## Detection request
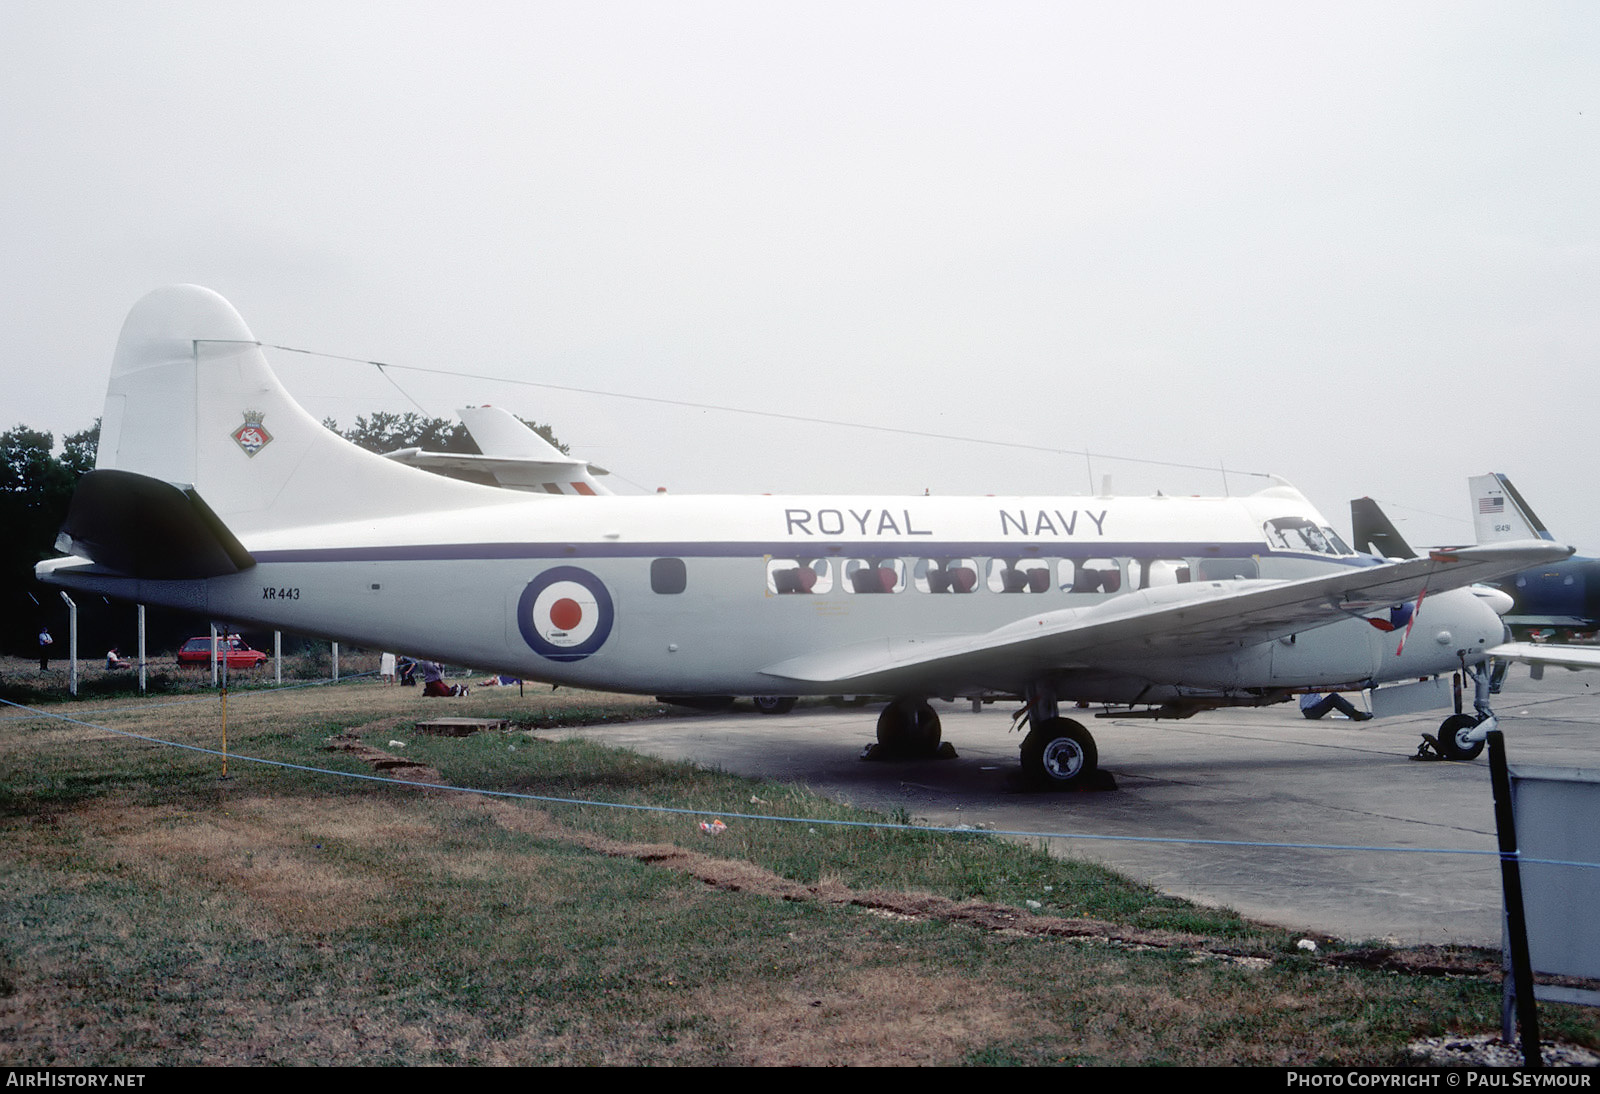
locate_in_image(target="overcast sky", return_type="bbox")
[4,2,1596,550]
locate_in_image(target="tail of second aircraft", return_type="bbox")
[92,285,509,539]
[1469,473,1554,545]
[1349,497,1417,560]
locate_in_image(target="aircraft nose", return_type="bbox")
[1469,584,1516,617]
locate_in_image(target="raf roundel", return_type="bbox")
[517,567,614,662]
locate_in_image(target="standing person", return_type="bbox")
[380,651,397,685]
[38,626,53,671]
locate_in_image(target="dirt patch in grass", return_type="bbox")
[707,967,1040,1066]
[324,725,445,786]
[102,796,437,932]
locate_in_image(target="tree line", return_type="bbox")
[3,412,565,660]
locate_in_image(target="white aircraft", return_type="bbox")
[382,405,613,496]
[1488,642,1600,676]
[38,287,1573,787]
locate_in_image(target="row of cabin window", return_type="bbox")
[764,556,1260,596]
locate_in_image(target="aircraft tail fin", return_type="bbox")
[1350,497,1416,560]
[458,406,567,460]
[94,286,509,537]
[1469,473,1554,545]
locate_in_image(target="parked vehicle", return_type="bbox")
[175,635,268,669]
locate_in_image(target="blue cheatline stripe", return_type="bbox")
[5,694,1597,871]
[251,539,1285,564]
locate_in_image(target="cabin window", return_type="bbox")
[1131,558,1191,589]
[842,558,905,594]
[1069,558,1122,594]
[986,558,1052,593]
[1196,557,1258,580]
[651,558,687,594]
[766,558,833,595]
[914,558,978,593]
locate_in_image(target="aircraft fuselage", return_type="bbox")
[41,490,1504,704]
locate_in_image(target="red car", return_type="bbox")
[176,636,269,669]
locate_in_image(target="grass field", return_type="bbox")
[3,670,1597,1065]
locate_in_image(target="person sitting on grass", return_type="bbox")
[419,660,467,697]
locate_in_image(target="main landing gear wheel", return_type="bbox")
[1434,712,1486,761]
[753,695,797,715]
[1021,717,1099,790]
[872,697,942,757]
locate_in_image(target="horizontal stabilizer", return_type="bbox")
[382,448,609,495]
[382,405,613,495]
[56,469,255,578]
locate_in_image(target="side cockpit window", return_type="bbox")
[1264,517,1352,557]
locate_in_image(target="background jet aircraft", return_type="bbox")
[1468,473,1600,638]
[38,287,1570,787]
[1349,496,1417,561]
[1355,478,1600,639]
[382,405,612,495]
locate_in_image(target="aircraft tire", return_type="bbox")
[1435,713,1486,761]
[754,695,797,715]
[875,698,941,754]
[1021,717,1098,789]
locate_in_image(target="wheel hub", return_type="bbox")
[1042,738,1084,779]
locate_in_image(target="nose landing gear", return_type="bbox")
[1416,659,1496,762]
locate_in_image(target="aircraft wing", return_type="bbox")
[1488,641,1600,672]
[761,541,1572,688]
